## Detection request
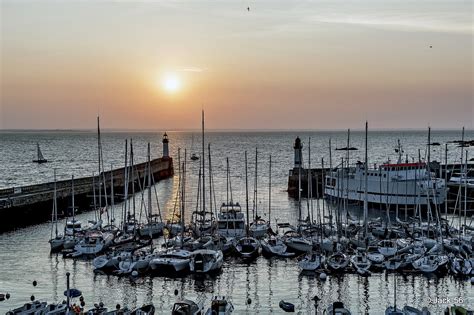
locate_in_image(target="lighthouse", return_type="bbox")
[294,136,303,168]
[162,132,169,158]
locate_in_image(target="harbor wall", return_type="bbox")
[0,157,174,232]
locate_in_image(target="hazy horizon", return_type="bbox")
[1,1,473,130]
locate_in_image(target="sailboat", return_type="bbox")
[33,143,48,163]
[190,134,199,161]
[235,151,260,260]
[138,143,164,238]
[49,170,64,252]
[249,149,269,239]
[217,158,246,238]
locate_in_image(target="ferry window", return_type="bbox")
[383,174,386,178]
[236,222,244,229]
[218,222,226,229]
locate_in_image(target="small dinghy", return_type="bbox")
[323,302,351,314]
[402,305,431,314]
[351,252,372,275]
[327,252,350,272]
[6,301,48,315]
[385,306,404,315]
[279,300,295,312]
[450,256,473,275]
[205,296,234,315]
[131,304,155,315]
[172,299,204,315]
[299,252,325,271]
[235,237,260,260]
[261,236,294,257]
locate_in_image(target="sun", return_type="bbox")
[162,74,181,93]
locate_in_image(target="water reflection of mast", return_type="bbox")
[267,260,273,313]
[49,254,59,301]
[245,265,250,312]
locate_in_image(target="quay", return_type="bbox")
[0,134,174,232]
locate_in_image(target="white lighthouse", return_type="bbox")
[162,132,169,158]
[294,136,303,168]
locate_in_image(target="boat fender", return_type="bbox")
[6,293,10,300]
[30,295,35,301]
[33,280,37,287]
[247,298,252,305]
[471,277,474,285]
[131,271,139,277]
[320,272,327,281]
[174,289,179,296]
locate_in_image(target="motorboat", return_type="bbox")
[261,236,294,257]
[149,249,191,273]
[299,252,325,271]
[189,249,224,273]
[172,299,203,315]
[205,296,234,315]
[323,302,351,314]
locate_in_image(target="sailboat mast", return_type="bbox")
[123,139,128,230]
[245,151,249,237]
[202,110,206,215]
[182,149,186,247]
[269,155,271,226]
[147,143,152,224]
[72,175,75,235]
[226,158,229,206]
[208,143,213,218]
[364,121,368,238]
[54,169,58,237]
[97,117,102,210]
[254,148,258,221]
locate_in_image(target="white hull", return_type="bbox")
[325,162,446,206]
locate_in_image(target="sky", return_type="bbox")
[0,0,473,130]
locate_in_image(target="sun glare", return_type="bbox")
[162,74,181,93]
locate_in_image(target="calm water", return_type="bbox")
[0,130,473,313]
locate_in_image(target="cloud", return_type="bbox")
[179,67,205,73]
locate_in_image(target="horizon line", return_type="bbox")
[0,127,472,133]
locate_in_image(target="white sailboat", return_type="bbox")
[235,151,260,260]
[249,149,269,239]
[149,249,191,273]
[49,170,64,252]
[138,143,164,238]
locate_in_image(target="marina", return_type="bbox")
[0,127,473,314]
[2,1,473,313]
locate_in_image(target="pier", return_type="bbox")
[0,134,175,233]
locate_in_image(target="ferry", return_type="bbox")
[325,161,446,206]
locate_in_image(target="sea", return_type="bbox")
[0,129,473,314]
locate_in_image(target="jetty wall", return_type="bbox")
[0,157,174,232]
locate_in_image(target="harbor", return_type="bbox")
[0,127,473,314]
[2,0,473,312]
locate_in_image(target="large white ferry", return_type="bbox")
[324,161,447,206]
